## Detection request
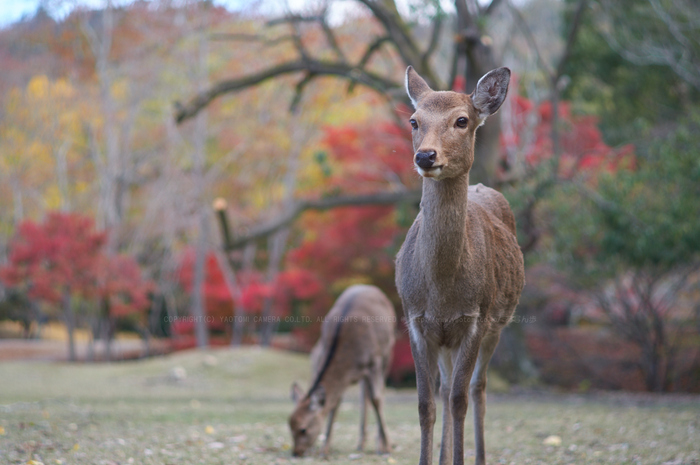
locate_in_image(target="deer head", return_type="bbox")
[288,382,326,456]
[405,66,510,180]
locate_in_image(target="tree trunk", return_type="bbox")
[259,228,290,347]
[101,297,114,362]
[463,23,501,187]
[63,288,77,362]
[189,14,210,350]
[191,210,210,348]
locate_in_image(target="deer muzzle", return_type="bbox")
[415,150,437,170]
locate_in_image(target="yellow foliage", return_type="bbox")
[27,75,49,100]
[111,79,129,101]
[27,140,51,161]
[53,78,76,100]
[44,185,63,210]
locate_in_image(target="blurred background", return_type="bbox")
[0,0,699,395]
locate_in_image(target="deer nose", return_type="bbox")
[415,151,437,169]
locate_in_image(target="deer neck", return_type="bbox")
[418,171,471,277]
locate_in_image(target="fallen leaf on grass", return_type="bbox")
[205,425,215,435]
[543,435,562,446]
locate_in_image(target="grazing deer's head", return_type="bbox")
[405,66,510,180]
[288,382,326,456]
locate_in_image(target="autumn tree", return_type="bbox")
[0,212,152,361]
[547,112,700,391]
[0,213,105,360]
[175,0,535,186]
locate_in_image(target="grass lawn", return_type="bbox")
[0,347,698,464]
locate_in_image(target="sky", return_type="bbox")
[0,0,48,26]
[0,0,253,27]
[0,0,494,29]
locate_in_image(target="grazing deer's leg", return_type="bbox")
[470,331,500,465]
[409,326,439,465]
[438,349,454,465]
[367,358,391,454]
[357,378,369,451]
[451,332,483,465]
[322,403,339,457]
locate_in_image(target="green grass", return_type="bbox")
[0,347,698,464]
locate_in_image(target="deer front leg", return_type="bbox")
[470,331,500,465]
[321,403,339,457]
[408,323,439,465]
[451,334,482,465]
[438,349,454,465]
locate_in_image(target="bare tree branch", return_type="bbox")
[215,189,421,250]
[348,36,392,94]
[485,0,505,16]
[356,0,422,69]
[319,12,347,62]
[422,10,443,65]
[267,14,323,27]
[507,1,555,78]
[175,60,401,123]
[556,0,589,78]
[290,72,316,113]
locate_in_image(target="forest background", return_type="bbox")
[0,0,699,393]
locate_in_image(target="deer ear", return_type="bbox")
[406,66,432,109]
[472,67,511,122]
[309,385,326,410]
[291,381,304,403]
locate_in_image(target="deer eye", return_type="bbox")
[456,117,468,128]
[409,119,418,130]
[299,428,307,435]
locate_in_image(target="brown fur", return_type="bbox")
[396,67,525,465]
[288,284,395,457]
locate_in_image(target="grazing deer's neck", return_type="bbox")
[419,172,471,276]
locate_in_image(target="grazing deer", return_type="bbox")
[289,284,395,457]
[395,66,525,465]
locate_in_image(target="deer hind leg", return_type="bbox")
[357,377,369,451]
[470,331,501,465]
[451,332,483,465]
[438,348,454,465]
[408,325,439,465]
[367,357,391,454]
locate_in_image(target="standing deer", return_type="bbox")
[288,284,395,457]
[395,66,525,465]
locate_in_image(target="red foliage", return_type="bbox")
[502,92,635,179]
[177,251,322,321]
[289,120,414,288]
[96,254,154,317]
[280,119,416,350]
[287,206,399,286]
[1,212,106,303]
[320,120,415,194]
[0,212,151,318]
